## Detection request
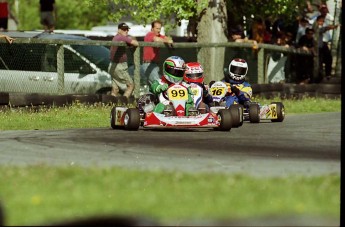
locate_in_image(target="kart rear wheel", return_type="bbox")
[229,104,243,128]
[217,109,232,131]
[249,103,260,123]
[124,108,140,130]
[271,102,285,122]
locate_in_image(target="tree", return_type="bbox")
[197,0,229,82]
[84,0,308,81]
[11,0,311,81]
[86,0,228,81]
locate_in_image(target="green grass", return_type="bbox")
[0,166,340,226]
[0,97,341,225]
[0,97,341,130]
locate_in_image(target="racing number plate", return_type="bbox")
[210,82,227,98]
[268,103,278,119]
[168,86,188,101]
[262,104,278,119]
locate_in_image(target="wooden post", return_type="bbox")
[133,46,140,98]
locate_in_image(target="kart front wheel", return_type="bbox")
[217,109,232,131]
[124,108,140,130]
[249,103,260,123]
[271,102,285,122]
[229,104,243,128]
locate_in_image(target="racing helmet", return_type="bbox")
[163,56,186,83]
[183,62,204,83]
[227,58,248,83]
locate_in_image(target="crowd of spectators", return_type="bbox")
[228,1,340,84]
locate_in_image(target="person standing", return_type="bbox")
[108,22,139,98]
[39,0,56,32]
[313,14,338,82]
[296,27,316,84]
[141,20,173,87]
[0,0,18,31]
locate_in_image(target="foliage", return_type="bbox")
[85,0,208,32]
[225,0,307,29]
[9,0,308,34]
[10,0,110,30]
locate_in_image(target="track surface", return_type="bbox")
[0,112,340,177]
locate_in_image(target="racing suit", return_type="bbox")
[150,77,195,116]
[183,81,213,113]
[221,79,252,108]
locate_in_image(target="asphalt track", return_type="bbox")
[0,112,340,177]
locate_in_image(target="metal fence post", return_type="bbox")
[257,48,265,84]
[57,44,64,95]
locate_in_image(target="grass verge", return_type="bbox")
[0,97,341,130]
[0,97,341,225]
[0,166,340,226]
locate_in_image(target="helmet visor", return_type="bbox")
[165,65,185,78]
[186,72,203,79]
[230,65,247,76]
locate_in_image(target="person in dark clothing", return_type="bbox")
[39,0,56,32]
[0,0,18,31]
[296,27,316,84]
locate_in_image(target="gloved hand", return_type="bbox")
[231,85,240,95]
[209,81,216,87]
[201,83,209,97]
[156,83,169,93]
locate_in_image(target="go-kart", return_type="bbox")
[110,83,238,131]
[209,81,285,124]
[188,81,244,128]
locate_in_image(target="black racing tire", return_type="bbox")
[124,108,140,130]
[271,102,285,122]
[217,109,232,131]
[229,104,244,128]
[249,103,260,123]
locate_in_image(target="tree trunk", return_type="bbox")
[197,0,228,83]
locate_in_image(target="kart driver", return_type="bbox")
[150,56,195,115]
[183,62,213,113]
[218,58,253,107]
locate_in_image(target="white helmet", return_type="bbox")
[228,58,248,82]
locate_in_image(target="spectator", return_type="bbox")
[272,16,286,41]
[229,24,258,48]
[250,17,271,44]
[127,35,138,79]
[305,0,322,24]
[318,4,335,46]
[266,33,290,83]
[313,14,339,82]
[140,20,173,86]
[187,15,198,42]
[39,0,56,32]
[0,33,14,43]
[187,2,199,42]
[295,17,311,44]
[108,23,139,98]
[0,0,18,31]
[296,27,316,84]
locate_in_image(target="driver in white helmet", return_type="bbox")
[221,58,253,107]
